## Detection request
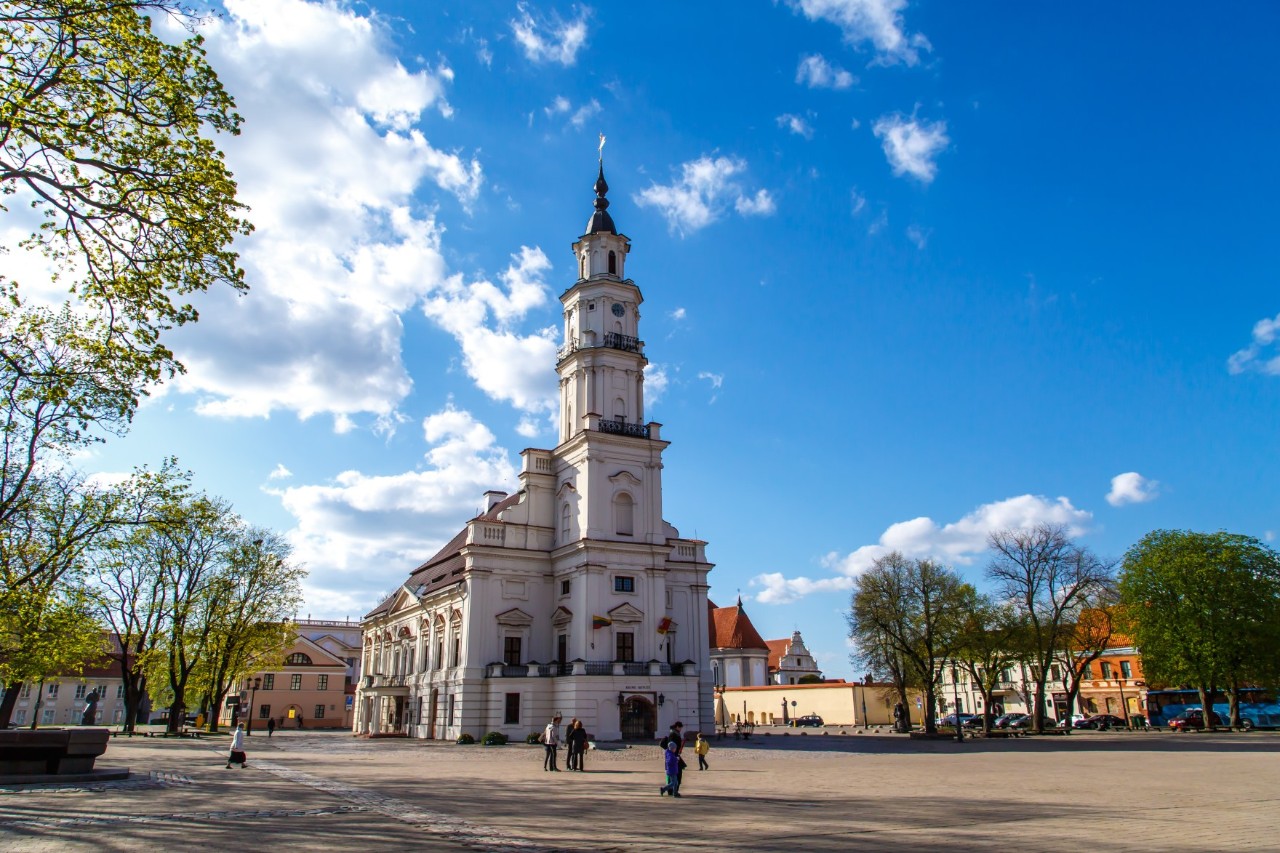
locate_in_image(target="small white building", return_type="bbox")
[708,599,771,688]
[766,631,823,685]
[356,163,715,742]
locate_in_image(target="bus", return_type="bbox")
[1144,688,1280,730]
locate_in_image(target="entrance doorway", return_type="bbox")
[428,688,438,740]
[620,696,656,740]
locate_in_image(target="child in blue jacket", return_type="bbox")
[659,741,682,797]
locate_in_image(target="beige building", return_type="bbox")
[6,660,125,728]
[720,681,909,727]
[237,635,350,730]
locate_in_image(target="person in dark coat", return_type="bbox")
[659,741,681,797]
[666,721,686,786]
[267,717,276,737]
[567,720,588,771]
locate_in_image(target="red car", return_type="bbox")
[1169,709,1224,731]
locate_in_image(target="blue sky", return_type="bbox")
[49,1,1280,679]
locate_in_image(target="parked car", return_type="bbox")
[961,715,988,730]
[1169,709,1224,731]
[1074,714,1128,730]
[792,715,824,727]
[1009,715,1056,730]
[993,712,1028,729]
[936,713,978,729]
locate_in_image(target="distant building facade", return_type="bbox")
[235,634,351,730]
[766,630,822,685]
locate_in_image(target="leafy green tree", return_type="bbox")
[954,596,1030,733]
[849,552,977,735]
[1,0,250,372]
[987,524,1115,732]
[1119,530,1280,729]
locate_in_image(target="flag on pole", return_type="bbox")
[656,617,673,634]
[592,615,612,629]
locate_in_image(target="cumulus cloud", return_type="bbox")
[1106,472,1159,507]
[670,307,687,321]
[796,54,856,89]
[274,405,518,616]
[635,156,774,236]
[420,247,560,414]
[148,0,484,429]
[751,494,1092,604]
[905,224,930,249]
[777,113,815,140]
[511,2,589,66]
[644,364,670,406]
[1227,312,1280,376]
[872,112,950,183]
[269,464,293,481]
[788,0,931,66]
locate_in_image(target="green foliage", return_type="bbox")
[455,733,475,745]
[0,0,251,373]
[1119,530,1280,698]
[0,581,105,688]
[525,732,541,744]
[481,731,508,746]
[797,674,823,684]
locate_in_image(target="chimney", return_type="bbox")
[483,490,509,512]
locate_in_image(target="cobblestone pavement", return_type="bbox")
[2,729,1279,851]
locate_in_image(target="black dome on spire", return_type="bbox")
[586,162,617,235]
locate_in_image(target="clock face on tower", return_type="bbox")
[611,302,625,317]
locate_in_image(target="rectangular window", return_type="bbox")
[1100,662,1113,679]
[504,636,522,667]
[614,576,635,593]
[263,674,275,690]
[290,674,302,691]
[435,641,444,670]
[1120,661,1132,679]
[318,675,329,691]
[48,683,58,697]
[259,704,270,719]
[448,693,456,725]
[504,692,520,725]
[41,709,55,725]
[616,632,635,662]
[452,636,461,668]
[1049,664,1061,681]
[14,710,26,725]
[561,579,571,596]
[75,684,86,699]
[314,704,325,719]
[1082,663,1093,680]
[558,634,568,664]
[112,709,124,723]
[19,684,31,699]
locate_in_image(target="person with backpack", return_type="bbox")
[541,714,562,771]
[694,731,710,770]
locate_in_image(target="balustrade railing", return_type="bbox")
[596,419,650,439]
[556,333,645,363]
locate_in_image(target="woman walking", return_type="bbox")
[226,723,247,769]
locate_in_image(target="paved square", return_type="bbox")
[2,729,1278,851]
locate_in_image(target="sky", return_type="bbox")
[19,0,1280,680]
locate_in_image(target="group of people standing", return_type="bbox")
[540,714,589,771]
[659,721,711,798]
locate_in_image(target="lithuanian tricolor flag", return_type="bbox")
[592,615,612,629]
[656,617,673,634]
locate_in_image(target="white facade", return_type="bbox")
[356,164,715,742]
[769,631,823,685]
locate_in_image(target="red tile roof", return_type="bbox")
[708,601,769,651]
[765,638,789,671]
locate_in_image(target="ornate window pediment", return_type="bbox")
[496,608,534,627]
[551,606,573,628]
[556,481,578,499]
[608,470,642,486]
[607,602,644,623]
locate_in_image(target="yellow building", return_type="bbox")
[720,681,917,727]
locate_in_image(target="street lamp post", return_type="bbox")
[951,662,964,744]
[1117,676,1128,729]
[247,677,261,736]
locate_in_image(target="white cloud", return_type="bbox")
[1228,312,1280,376]
[545,95,571,117]
[150,1,485,427]
[850,188,867,216]
[670,307,687,321]
[511,3,589,66]
[796,54,856,89]
[872,112,950,183]
[777,113,815,140]
[905,224,930,249]
[751,494,1092,604]
[635,156,773,236]
[644,364,670,406]
[1106,472,1159,507]
[788,0,931,66]
[570,99,602,128]
[850,117,861,130]
[274,404,518,616]
[269,463,293,480]
[1267,530,1275,543]
[698,371,723,404]
[420,246,559,414]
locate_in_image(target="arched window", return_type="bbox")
[608,250,617,275]
[614,492,634,536]
[580,252,587,278]
[560,503,571,542]
[286,653,312,665]
[613,396,626,424]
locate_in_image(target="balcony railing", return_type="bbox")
[484,660,690,677]
[596,419,650,439]
[556,334,646,363]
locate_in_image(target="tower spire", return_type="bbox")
[587,135,616,235]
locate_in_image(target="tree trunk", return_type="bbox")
[922,683,937,734]
[0,682,20,728]
[1197,686,1213,731]
[1229,679,1241,729]
[29,679,44,730]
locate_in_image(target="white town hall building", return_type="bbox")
[355,162,716,741]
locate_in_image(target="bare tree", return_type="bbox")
[954,596,1030,733]
[986,524,1116,733]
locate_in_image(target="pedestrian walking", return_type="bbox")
[266,717,275,737]
[226,723,247,769]
[665,721,687,787]
[659,740,682,797]
[564,717,580,770]
[694,731,710,770]
[541,714,562,771]
[568,719,588,771]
